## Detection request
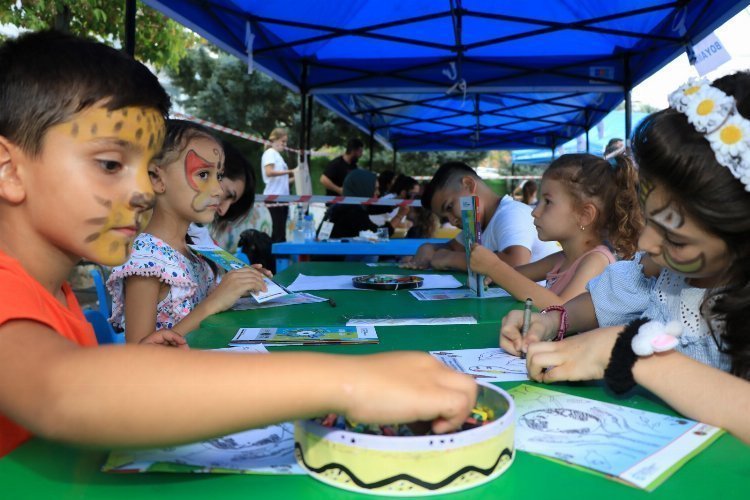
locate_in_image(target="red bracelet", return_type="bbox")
[540,305,568,341]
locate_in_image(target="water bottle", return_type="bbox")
[293,210,305,243]
[304,214,316,242]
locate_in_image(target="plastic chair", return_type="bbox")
[84,267,124,344]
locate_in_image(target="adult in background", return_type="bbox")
[320,138,364,195]
[261,128,295,242]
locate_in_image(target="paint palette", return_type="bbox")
[352,274,424,290]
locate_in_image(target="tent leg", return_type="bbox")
[125,0,136,57]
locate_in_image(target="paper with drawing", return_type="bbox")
[430,348,529,382]
[287,273,462,291]
[410,288,510,301]
[102,423,303,475]
[509,384,723,490]
[231,325,378,345]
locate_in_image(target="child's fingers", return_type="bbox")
[526,345,563,382]
[427,386,476,434]
[520,321,547,355]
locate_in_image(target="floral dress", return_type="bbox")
[107,233,216,331]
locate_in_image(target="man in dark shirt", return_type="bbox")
[320,138,364,195]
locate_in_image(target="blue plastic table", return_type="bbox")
[272,238,448,271]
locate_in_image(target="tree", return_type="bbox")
[0,0,195,69]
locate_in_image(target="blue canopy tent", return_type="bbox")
[512,110,650,164]
[140,1,749,154]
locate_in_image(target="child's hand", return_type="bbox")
[400,245,434,269]
[469,244,499,276]
[526,328,620,383]
[250,263,273,278]
[140,330,189,349]
[500,310,558,355]
[205,267,269,313]
[339,352,477,434]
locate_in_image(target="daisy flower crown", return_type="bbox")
[668,79,750,192]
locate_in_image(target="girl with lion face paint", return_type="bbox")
[107,120,272,344]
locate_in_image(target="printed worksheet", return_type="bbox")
[230,325,378,345]
[287,273,462,291]
[102,423,304,475]
[189,245,289,303]
[346,316,477,326]
[509,385,723,490]
[410,288,510,301]
[210,345,269,354]
[430,348,529,382]
[232,292,328,310]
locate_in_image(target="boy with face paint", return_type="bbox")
[0,32,476,458]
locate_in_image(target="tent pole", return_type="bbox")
[584,108,590,153]
[368,125,375,170]
[624,54,633,147]
[305,94,313,161]
[125,0,136,57]
[299,62,308,172]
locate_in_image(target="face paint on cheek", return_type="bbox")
[82,196,139,266]
[184,149,217,211]
[663,249,706,274]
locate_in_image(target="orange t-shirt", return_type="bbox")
[0,250,97,457]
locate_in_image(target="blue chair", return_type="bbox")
[234,249,250,265]
[83,267,124,344]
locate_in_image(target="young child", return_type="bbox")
[106,120,270,344]
[513,73,750,443]
[469,153,643,309]
[0,31,476,458]
[404,162,559,270]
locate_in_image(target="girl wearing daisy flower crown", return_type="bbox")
[520,72,750,444]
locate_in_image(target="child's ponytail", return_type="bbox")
[606,154,643,259]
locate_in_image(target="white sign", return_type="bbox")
[693,32,731,76]
[318,221,334,241]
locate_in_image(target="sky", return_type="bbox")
[632,7,750,107]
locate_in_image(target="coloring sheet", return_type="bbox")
[346,316,477,326]
[430,348,529,382]
[410,288,510,301]
[102,423,304,475]
[287,273,462,291]
[509,384,723,490]
[210,345,269,354]
[188,245,289,303]
[231,325,378,345]
[232,292,327,310]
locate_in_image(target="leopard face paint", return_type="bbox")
[62,106,165,265]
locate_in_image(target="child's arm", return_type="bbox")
[0,321,477,448]
[499,292,599,355]
[123,275,163,343]
[525,327,750,444]
[171,267,270,336]
[470,245,611,309]
[401,239,464,269]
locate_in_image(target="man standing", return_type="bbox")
[320,138,364,195]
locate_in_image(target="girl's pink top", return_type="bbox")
[545,245,615,295]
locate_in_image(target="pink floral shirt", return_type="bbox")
[107,233,216,331]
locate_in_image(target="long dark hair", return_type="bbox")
[632,71,750,379]
[543,153,643,259]
[214,141,256,228]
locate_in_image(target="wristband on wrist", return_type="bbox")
[603,318,649,394]
[540,305,568,341]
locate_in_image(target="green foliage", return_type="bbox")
[0,0,195,69]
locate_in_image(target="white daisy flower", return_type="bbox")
[707,114,750,179]
[668,79,706,112]
[683,86,734,133]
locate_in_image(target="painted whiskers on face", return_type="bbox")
[63,105,165,266]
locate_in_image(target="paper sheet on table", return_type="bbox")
[287,273,462,291]
[232,292,327,310]
[347,316,477,326]
[430,348,529,382]
[210,345,269,354]
[230,325,378,345]
[102,422,304,475]
[509,385,723,491]
[411,288,510,301]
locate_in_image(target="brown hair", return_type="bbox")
[543,153,643,259]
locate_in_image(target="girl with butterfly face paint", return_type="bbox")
[107,120,272,344]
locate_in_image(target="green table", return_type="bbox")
[2,263,747,499]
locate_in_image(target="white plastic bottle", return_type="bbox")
[304,214,316,242]
[292,209,305,243]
